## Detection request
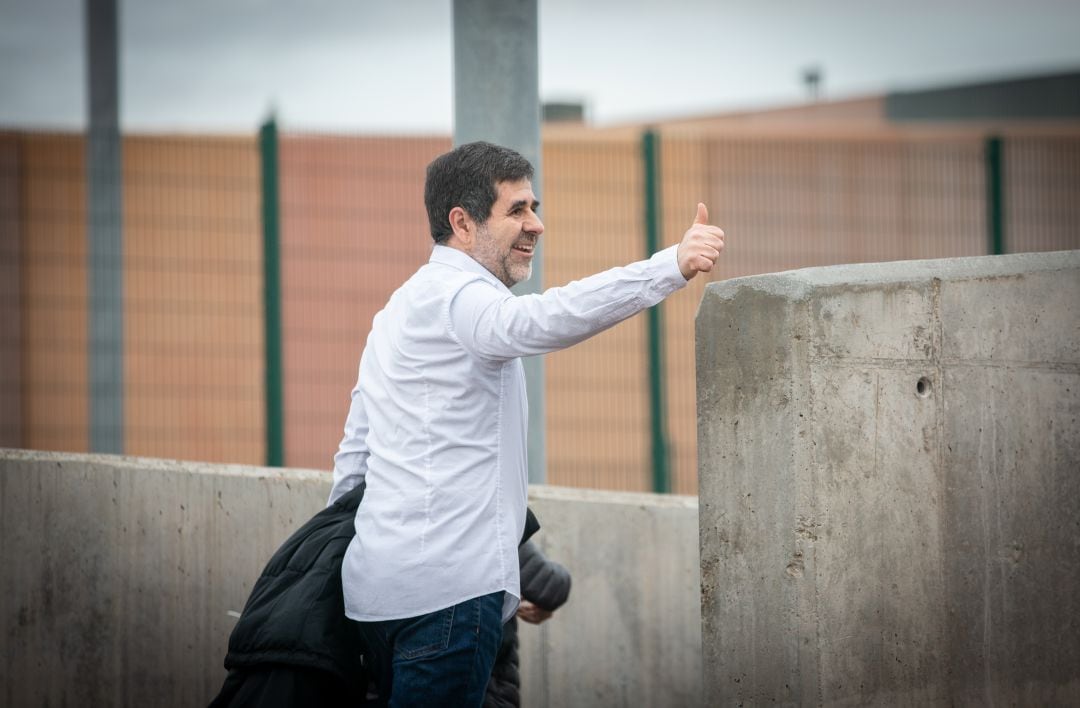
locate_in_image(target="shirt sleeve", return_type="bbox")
[447,245,687,362]
[328,374,371,506]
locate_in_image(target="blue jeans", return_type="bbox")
[355,591,504,707]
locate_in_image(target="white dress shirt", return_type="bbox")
[329,243,687,623]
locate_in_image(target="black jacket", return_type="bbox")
[210,485,543,708]
[209,484,369,707]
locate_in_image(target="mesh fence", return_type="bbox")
[2,127,1078,493]
[278,134,449,471]
[657,129,992,493]
[1,131,263,462]
[4,133,90,453]
[542,136,652,490]
[1006,135,1080,254]
[124,136,263,463]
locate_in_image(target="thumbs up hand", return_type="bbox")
[677,202,725,280]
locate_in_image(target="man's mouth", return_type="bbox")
[512,242,535,256]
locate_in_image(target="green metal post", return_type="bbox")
[986,136,1005,255]
[260,117,284,467]
[643,129,670,493]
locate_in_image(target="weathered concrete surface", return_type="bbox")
[696,250,1080,706]
[0,450,328,707]
[521,486,701,708]
[0,449,701,707]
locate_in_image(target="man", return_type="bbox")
[327,141,724,706]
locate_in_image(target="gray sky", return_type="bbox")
[3,0,1080,133]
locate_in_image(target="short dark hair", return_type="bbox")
[424,141,534,244]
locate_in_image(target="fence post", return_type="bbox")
[643,129,670,493]
[86,0,124,454]
[453,0,545,484]
[986,135,1005,255]
[260,116,284,467]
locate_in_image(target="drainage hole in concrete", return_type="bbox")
[916,377,932,398]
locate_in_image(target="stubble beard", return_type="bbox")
[506,255,532,288]
[475,225,532,288]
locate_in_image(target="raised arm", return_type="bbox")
[448,245,682,360]
[449,204,725,362]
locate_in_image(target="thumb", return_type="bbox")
[694,202,708,225]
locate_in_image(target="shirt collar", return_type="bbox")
[430,244,511,293]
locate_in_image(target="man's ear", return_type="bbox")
[449,206,474,248]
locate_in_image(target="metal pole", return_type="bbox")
[643,130,670,493]
[0,142,23,448]
[86,0,124,453]
[452,0,545,484]
[260,117,284,467]
[986,136,1005,255]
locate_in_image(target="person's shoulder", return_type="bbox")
[427,246,509,295]
[413,262,488,291]
[392,264,499,319]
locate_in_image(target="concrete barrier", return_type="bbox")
[0,449,700,707]
[696,250,1080,705]
[519,486,701,708]
[0,451,328,707]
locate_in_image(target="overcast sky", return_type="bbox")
[3,0,1080,134]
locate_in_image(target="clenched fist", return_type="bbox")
[677,203,725,281]
[516,599,554,625]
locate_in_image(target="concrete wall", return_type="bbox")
[696,250,1080,705]
[0,449,701,707]
[0,450,326,707]
[519,486,701,707]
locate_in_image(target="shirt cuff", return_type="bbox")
[649,244,689,298]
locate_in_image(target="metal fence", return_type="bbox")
[0,132,264,462]
[2,125,1078,494]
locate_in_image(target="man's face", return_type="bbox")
[472,179,543,288]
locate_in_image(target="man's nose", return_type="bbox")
[526,212,544,235]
